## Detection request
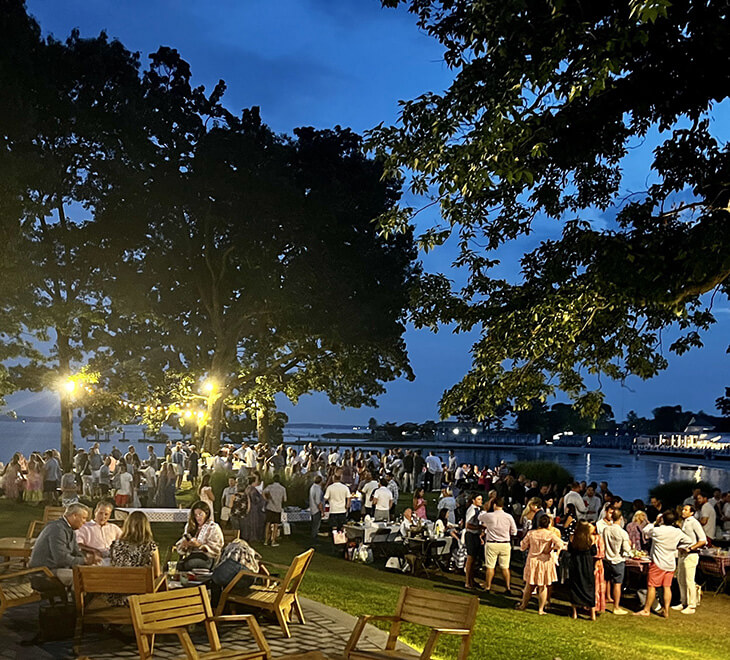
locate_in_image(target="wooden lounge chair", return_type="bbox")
[0,566,58,619]
[343,586,478,660]
[214,548,314,638]
[129,585,271,660]
[73,565,166,652]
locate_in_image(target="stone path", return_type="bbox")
[0,597,414,659]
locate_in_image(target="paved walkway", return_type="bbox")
[0,597,414,659]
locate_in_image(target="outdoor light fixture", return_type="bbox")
[471,428,478,435]
[203,380,216,393]
[63,379,76,394]
[453,428,460,435]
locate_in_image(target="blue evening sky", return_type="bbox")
[13,0,730,426]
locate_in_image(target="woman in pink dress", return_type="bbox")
[23,454,44,503]
[593,526,606,613]
[412,488,427,520]
[516,514,564,614]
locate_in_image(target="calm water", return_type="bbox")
[2,420,730,501]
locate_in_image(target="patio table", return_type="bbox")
[0,537,33,561]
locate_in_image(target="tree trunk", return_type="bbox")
[204,394,225,455]
[57,331,74,472]
[256,405,270,446]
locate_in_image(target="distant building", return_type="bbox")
[434,421,540,445]
[635,415,730,451]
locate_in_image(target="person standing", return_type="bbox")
[412,450,426,491]
[601,509,632,614]
[372,478,394,522]
[479,497,517,594]
[673,503,707,615]
[42,450,62,504]
[567,521,598,620]
[263,474,287,547]
[563,482,590,521]
[425,451,441,492]
[695,492,716,540]
[516,514,563,614]
[463,493,484,589]
[402,450,414,492]
[324,470,352,539]
[583,485,602,523]
[634,510,693,618]
[309,475,324,542]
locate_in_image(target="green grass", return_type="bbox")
[3,498,729,660]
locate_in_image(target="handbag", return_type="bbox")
[332,529,347,545]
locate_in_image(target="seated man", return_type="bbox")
[399,508,415,539]
[75,500,122,563]
[29,502,92,587]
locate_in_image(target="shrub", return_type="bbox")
[512,460,573,487]
[648,480,717,510]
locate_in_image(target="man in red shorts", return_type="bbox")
[634,509,692,618]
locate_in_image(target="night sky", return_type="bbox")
[13,0,730,426]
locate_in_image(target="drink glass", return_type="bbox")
[167,561,177,576]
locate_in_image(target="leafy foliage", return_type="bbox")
[648,479,717,509]
[375,0,730,420]
[511,460,573,487]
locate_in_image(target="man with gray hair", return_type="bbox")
[29,503,92,587]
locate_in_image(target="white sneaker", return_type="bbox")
[670,604,684,611]
[681,607,696,615]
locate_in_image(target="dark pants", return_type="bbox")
[311,511,322,541]
[329,512,346,531]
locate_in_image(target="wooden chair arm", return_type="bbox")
[0,566,54,581]
[431,627,471,635]
[420,629,442,659]
[153,574,168,592]
[211,614,259,623]
[344,615,401,655]
[220,568,281,598]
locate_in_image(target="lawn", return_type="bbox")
[2,499,728,660]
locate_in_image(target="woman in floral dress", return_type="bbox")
[516,514,564,614]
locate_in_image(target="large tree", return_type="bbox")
[88,49,419,452]
[0,1,145,467]
[375,0,730,420]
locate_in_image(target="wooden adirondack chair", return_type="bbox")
[214,548,314,638]
[343,586,479,660]
[222,528,241,545]
[0,566,58,619]
[129,585,271,660]
[73,565,166,652]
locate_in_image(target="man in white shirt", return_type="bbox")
[309,475,324,542]
[673,503,707,614]
[601,509,632,614]
[478,497,517,593]
[324,470,351,534]
[425,451,442,492]
[563,483,590,520]
[635,510,693,618]
[695,492,716,539]
[75,500,122,563]
[372,479,394,522]
[115,469,134,507]
[360,473,379,518]
[399,508,415,539]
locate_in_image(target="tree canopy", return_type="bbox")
[375,0,730,420]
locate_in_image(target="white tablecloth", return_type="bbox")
[345,523,400,544]
[116,507,190,523]
[281,510,312,524]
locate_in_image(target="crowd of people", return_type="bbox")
[5,441,730,621]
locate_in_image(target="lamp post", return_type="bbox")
[59,378,76,471]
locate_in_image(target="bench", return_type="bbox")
[343,586,478,660]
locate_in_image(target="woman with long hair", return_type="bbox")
[568,521,598,620]
[516,514,563,614]
[413,487,427,520]
[175,500,224,570]
[104,511,160,605]
[198,474,215,521]
[239,475,266,542]
[626,510,649,551]
[2,453,25,501]
[23,454,44,503]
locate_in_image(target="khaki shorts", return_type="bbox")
[484,542,511,569]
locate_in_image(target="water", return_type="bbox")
[2,420,730,501]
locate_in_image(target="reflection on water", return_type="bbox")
[454,447,730,501]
